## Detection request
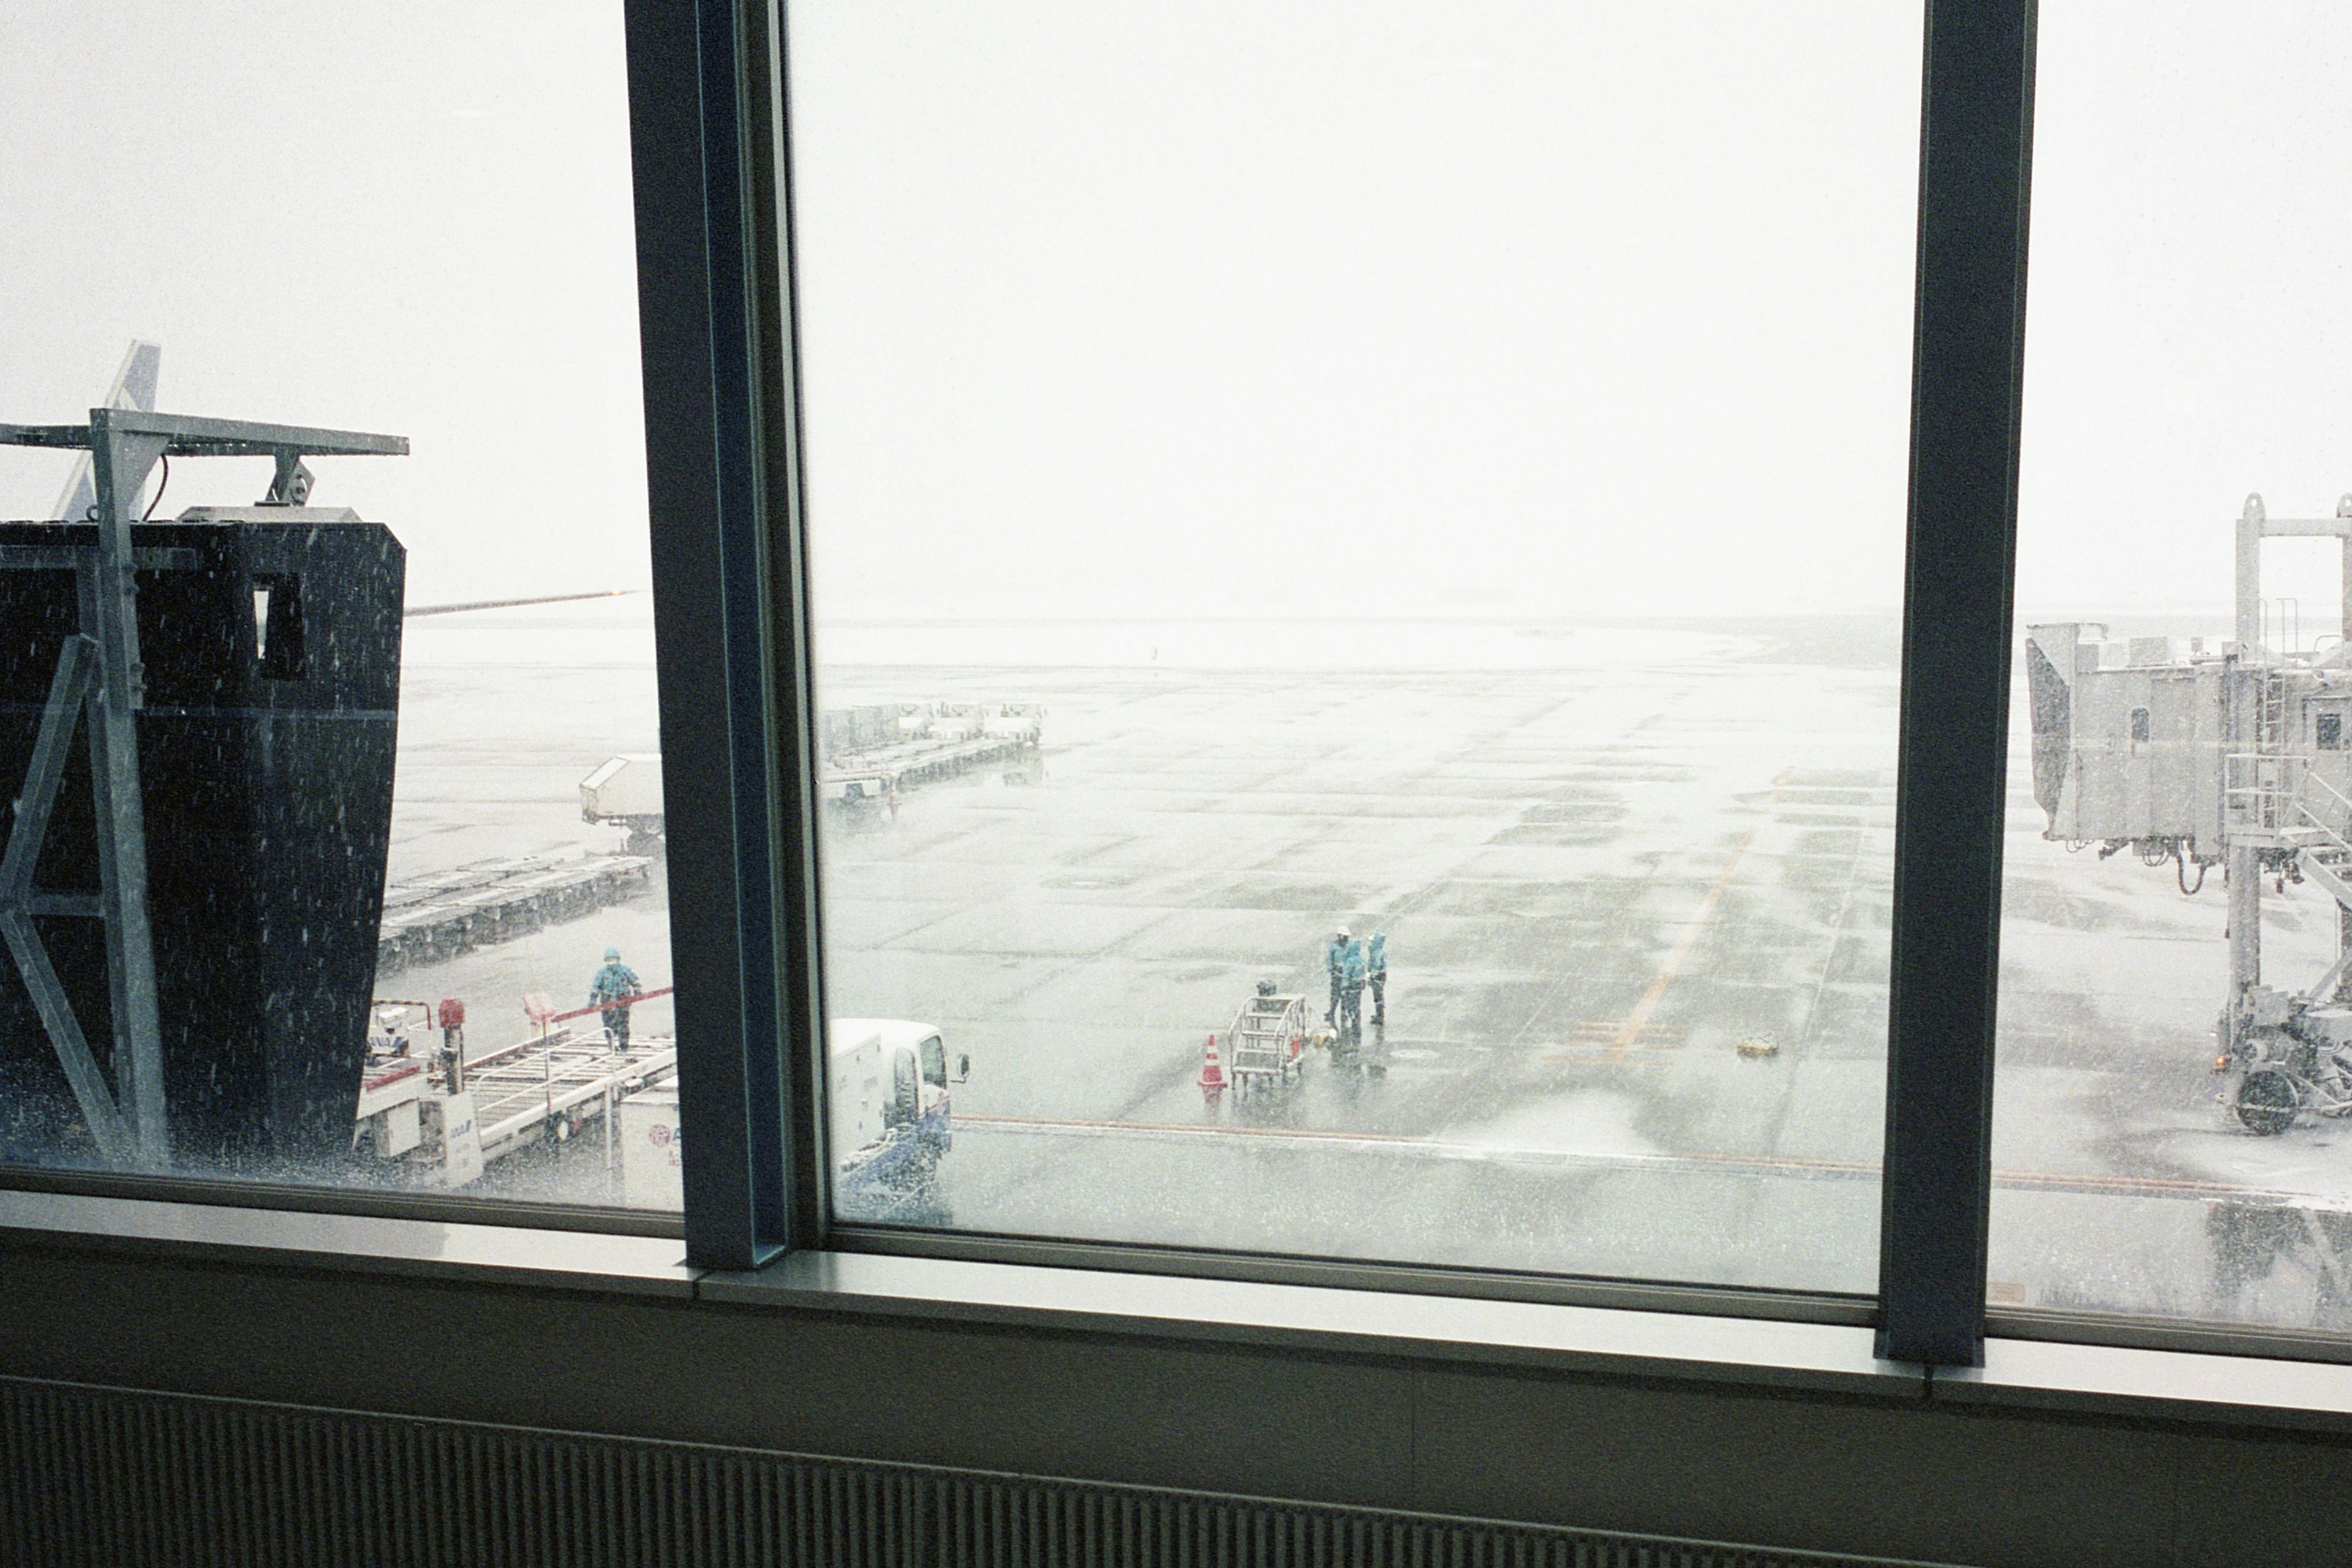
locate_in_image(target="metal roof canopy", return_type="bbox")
[0,408,405,1169]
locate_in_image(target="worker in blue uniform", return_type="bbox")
[1339,933,1367,1041]
[590,948,642,1049]
[1366,932,1387,1027]
[1325,926,1351,1024]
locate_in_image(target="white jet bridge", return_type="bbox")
[2029,494,2352,1129]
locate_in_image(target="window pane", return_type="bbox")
[795,1,1920,1290]
[0,2,679,1208]
[1994,4,2352,1328]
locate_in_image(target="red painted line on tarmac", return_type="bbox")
[954,1113,2337,1205]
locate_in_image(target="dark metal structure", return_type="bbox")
[0,412,405,1170]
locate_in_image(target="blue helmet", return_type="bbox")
[605,948,621,962]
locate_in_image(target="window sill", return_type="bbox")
[7,1190,2352,1434]
[702,1248,1917,1398]
[0,1186,698,1298]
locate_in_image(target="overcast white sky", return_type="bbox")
[2019,2,2352,625]
[790,1,1924,622]
[2,4,2341,625]
[0,1,647,605]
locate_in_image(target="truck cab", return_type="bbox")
[827,1019,962,1214]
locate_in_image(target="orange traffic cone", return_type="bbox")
[1199,1034,1227,1104]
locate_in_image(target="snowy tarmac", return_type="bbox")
[816,618,1898,1295]
[372,603,2352,1328]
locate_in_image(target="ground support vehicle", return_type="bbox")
[356,991,676,1183]
[820,731,1038,805]
[587,700,1046,828]
[578,754,666,853]
[829,1019,966,1216]
[375,853,654,974]
[1222,991,1310,1098]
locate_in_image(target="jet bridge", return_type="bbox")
[2029,494,2352,1101]
[0,410,406,1171]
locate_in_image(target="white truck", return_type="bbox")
[608,1019,967,1212]
[829,1018,963,1216]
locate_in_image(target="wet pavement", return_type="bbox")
[20,598,2352,1333]
[818,624,1899,1295]
[818,620,2352,1330]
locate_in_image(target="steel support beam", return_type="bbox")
[84,412,171,1166]
[0,635,128,1160]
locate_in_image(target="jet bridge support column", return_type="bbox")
[2337,496,2352,1000]
[2226,653,2263,1048]
[2225,492,2352,1021]
[2229,497,2267,1047]
[83,411,172,1166]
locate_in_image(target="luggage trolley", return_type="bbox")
[1224,986,1309,1097]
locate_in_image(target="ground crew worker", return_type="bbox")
[1367,932,1387,1027]
[1339,933,1367,1039]
[1325,925,1352,1024]
[589,947,641,1049]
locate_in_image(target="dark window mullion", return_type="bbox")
[627,0,795,1270]
[1878,0,2039,1367]
[746,0,834,1254]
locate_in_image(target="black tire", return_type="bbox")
[2237,1068,2301,1136]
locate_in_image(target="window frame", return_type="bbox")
[20,0,2305,1374]
[690,0,2039,1364]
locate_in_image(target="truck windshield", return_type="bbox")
[919,1036,946,1088]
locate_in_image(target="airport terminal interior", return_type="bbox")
[8,4,2352,1566]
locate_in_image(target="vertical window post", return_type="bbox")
[626,0,810,1268]
[1879,0,2038,1366]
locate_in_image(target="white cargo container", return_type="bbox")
[579,754,666,850]
[619,1080,684,1210]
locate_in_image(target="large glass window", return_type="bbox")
[793,1,1921,1289]
[1994,4,2352,1328]
[0,2,677,1208]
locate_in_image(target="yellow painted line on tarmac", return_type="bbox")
[955,1112,2337,1205]
[1605,771,1790,1061]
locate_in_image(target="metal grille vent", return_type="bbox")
[0,1377,1959,1568]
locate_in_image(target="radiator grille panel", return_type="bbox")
[0,1377,1958,1568]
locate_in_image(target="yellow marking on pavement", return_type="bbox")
[1602,772,1790,1061]
[1547,1020,1684,1060]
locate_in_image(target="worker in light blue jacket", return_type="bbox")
[1366,932,1387,1027]
[1338,933,1367,1039]
[1325,927,1351,1025]
[590,948,642,1049]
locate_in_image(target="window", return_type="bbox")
[1993,2,2352,1333]
[24,0,2321,1380]
[0,2,676,1210]
[790,1,1923,1291]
